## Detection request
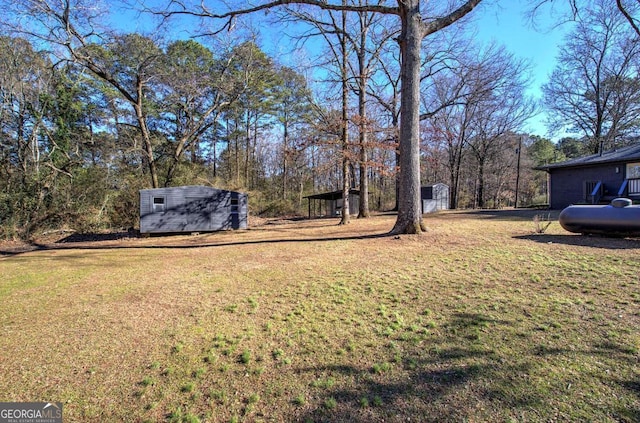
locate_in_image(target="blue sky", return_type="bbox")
[472,1,572,138]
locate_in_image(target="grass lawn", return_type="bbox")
[0,211,638,422]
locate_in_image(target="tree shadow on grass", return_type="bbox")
[292,313,532,423]
[292,312,640,422]
[514,233,640,249]
[294,360,547,423]
[295,362,487,423]
[442,209,560,222]
[617,380,640,422]
[55,231,137,243]
[0,231,394,258]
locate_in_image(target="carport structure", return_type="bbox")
[304,189,360,218]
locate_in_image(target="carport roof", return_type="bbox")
[304,189,360,201]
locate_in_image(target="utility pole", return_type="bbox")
[515,136,522,208]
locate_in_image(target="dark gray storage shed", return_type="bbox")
[421,183,449,213]
[139,186,248,235]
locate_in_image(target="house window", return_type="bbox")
[626,162,640,179]
[152,197,165,213]
[230,198,239,213]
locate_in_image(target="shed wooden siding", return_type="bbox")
[139,186,248,234]
[549,163,626,209]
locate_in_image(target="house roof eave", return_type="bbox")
[535,143,640,171]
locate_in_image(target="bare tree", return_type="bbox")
[338,6,352,225]
[0,36,52,178]
[0,35,55,229]
[371,20,471,211]
[346,6,395,218]
[536,0,640,38]
[464,46,536,208]
[424,42,534,209]
[285,2,394,219]
[153,0,483,233]
[367,38,402,210]
[426,78,473,209]
[291,4,354,223]
[543,0,640,153]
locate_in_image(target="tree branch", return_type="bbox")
[422,0,483,37]
[617,0,640,37]
[156,0,400,22]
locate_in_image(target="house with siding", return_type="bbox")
[537,143,640,209]
[139,186,248,235]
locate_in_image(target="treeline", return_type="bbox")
[0,36,328,236]
[5,0,639,238]
[0,31,553,239]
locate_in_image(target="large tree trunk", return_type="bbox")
[341,153,350,224]
[357,15,370,218]
[283,117,289,200]
[134,101,159,189]
[164,136,186,187]
[477,157,485,208]
[449,162,458,209]
[391,0,425,234]
[357,60,370,218]
[449,133,465,209]
[358,103,369,218]
[358,138,369,218]
[340,7,350,225]
[244,115,250,186]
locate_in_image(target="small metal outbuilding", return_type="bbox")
[421,183,449,213]
[304,189,360,218]
[139,186,248,235]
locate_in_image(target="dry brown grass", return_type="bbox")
[0,211,638,422]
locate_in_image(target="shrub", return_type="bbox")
[533,213,553,234]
